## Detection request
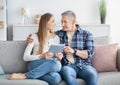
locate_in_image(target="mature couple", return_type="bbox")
[9,10,98,85]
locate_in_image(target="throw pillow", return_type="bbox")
[91,43,118,72]
[0,65,4,74]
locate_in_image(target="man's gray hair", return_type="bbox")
[61,10,76,19]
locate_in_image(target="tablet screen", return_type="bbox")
[48,44,65,54]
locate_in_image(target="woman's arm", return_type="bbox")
[23,42,40,61]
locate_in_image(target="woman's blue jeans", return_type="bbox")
[25,59,62,85]
[60,64,98,85]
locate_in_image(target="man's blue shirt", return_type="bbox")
[56,24,94,69]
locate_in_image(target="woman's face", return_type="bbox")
[46,16,55,31]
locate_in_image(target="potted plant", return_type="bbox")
[99,0,106,24]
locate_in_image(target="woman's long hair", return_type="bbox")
[37,13,53,54]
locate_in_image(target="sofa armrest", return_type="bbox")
[117,47,120,71]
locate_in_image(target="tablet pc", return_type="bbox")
[48,44,65,54]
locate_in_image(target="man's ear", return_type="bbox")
[72,19,76,25]
[75,20,78,24]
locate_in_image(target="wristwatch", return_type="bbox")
[74,49,77,55]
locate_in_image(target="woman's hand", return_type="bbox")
[43,52,54,59]
[56,52,63,60]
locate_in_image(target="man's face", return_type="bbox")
[61,16,74,31]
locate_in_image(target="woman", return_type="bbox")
[9,13,62,85]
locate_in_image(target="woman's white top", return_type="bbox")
[23,33,60,61]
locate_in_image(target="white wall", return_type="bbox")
[106,0,120,43]
[6,0,120,43]
[7,0,100,24]
[6,0,100,40]
[0,0,7,40]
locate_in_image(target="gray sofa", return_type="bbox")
[0,37,120,85]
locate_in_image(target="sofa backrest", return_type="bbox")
[93,37,111,45]
[0,41,27,74]
[0,37,119,73]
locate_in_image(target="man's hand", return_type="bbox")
[56,52,63,60]
[64,46,74,54]
[26,34,34,44]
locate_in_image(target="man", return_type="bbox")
[27,10,98,85]
[55,10,98,85]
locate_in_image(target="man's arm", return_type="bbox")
[75,50,88,59]
[64,46,88,59]
[75,32,94,60]
[64,32,94,60]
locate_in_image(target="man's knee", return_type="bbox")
[48,72,62,85]
[40,72,62,85]
[60,66,76,77]
[85,65,98,79]
[52,73,62,85]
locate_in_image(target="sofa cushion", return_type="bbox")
[58,79,85,85]
[92,43,118,72]
[0,66,4,75]
[98,72,120,85]
[0,41,27,74]
[0,74,48,85]
[117,47,120,71]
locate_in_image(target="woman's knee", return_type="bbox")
[46,60,61,72]
[51,60,62,71]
